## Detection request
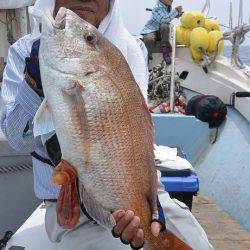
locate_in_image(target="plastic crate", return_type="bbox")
[161,172,199,210]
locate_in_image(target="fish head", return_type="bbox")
[40,7,108,79]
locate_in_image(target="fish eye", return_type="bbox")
[85,32,97,45]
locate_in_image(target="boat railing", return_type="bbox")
[224,0,250,69]
[225,24,250,69]
[204,0,250,70]
[202,0,211,18]
[170,24,176,113]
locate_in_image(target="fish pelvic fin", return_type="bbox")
[33,99,55,137]
[53,160,81,229]
[79,183,116,229]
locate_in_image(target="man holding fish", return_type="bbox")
[1,0,213,249]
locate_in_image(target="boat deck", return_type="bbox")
[193,194,250,250]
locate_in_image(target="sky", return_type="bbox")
[119,0,250,44]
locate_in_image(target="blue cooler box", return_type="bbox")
[160,172,199,210]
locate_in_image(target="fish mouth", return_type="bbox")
[54,7,67,29]
[44,7,95,35]
[44,7,80,30]
[44,8,66,30]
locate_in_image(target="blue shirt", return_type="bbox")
[0,35,148,200]
[141,0,179,34]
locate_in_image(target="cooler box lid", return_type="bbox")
[161,172,199,193]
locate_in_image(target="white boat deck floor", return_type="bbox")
[6,204,56,250]
[6,194,250,250]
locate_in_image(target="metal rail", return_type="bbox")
[238,0,243,26]
[202,0,211,18]
[206,0,250,69]
[229,1,233,30]
[170,25,176,113]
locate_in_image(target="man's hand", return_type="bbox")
[112,210,163,249]
[175,6,183,18]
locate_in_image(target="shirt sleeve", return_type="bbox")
[135,37,148,65]
[134,37,149,100]
[152,7,179,24]
[1,36,43,153]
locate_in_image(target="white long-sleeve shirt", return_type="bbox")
[1,35,60,199]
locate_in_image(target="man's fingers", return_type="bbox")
[113,210,134,236]
[121,216,140,243]
[151,221,162,237]
[112,210,125,222]
[131,229,144,249]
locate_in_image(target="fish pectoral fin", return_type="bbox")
[79,184,116,229]
[33,99,55,137]
[53,160,81,229]
[61,81,85,96]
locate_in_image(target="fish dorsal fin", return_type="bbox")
[79,182,116,229]
[135,85,154,151]
[33,99,55,138]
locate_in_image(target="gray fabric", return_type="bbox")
[45,201,130,250]
[160,23,171,48]
[157,179,214,250]
[143,31,158,57]
[142,23,171,56]
[45,186,213,250]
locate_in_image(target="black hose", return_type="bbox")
[0,231,13,250]
[235,92,250,98]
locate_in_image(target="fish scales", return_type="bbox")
[36,8,192,250]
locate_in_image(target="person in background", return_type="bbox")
[142,0,183,64]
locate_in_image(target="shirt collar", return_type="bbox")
[158,1,172,12]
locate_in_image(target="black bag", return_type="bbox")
[186,95,227,128]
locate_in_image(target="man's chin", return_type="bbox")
[71,10,96,25]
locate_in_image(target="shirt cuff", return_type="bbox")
[16,79,42,117]
[172,8,179,18]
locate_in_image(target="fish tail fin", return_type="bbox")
[144,230,193,250]
[139,197,192,250]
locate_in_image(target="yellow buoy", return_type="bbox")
[176,25,186,45]
[192,11,206,27]
[176,25,191,45]
[190,47,204,61]
[205,19,220,32]
[190,27,209,52]
[207,30,224,54]
[180,11,205,29]
[184,28,191,46]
